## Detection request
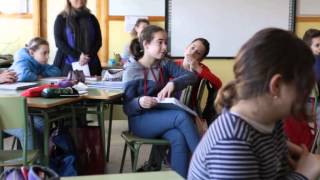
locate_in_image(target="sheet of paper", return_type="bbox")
[71,62,90,76]
[0,82,38,90]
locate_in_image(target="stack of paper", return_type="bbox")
[86,81,124,90]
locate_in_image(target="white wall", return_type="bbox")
[297,0,320,16]
[109,0,164,16]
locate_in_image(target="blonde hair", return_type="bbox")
[26,37,49,52]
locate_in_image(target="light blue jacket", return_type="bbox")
[10,48,61,82]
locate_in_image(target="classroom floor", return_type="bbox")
[3,120,162,174]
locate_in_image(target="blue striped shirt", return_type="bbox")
[188,110,307,180]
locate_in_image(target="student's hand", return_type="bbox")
[0,70,17,83]
[139,96,158,109]
[295,147,320,179]
[79,53,90,66]
[185,54,202,73]
[157,82,175,99]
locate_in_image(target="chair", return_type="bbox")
[195,79,218,126]
[118,86,193,173]
[0,96,38,166]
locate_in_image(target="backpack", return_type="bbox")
[49,128,77,176]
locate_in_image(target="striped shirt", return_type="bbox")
[188,110,307,180]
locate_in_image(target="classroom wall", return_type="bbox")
[0,18,33,55]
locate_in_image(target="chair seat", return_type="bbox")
[0,150,39,166]
[121,131,170,145]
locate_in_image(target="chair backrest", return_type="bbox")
[0,96,28,164]
[0,96,28,130]
[179,85,193,106]
[195,79,218,125]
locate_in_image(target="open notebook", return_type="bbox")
[0,82,38,90]
[155,97,197,116]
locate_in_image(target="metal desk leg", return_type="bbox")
[106,103,113,162]
[98,102,107,161]
[41,110,50,166]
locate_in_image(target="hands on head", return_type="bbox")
[139,82,175,109]
[0,70,17,83]
[184,54,202,73]
[287,141,320,179]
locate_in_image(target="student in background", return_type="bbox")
[123,25,200,178]
[303,28,320,81]
[176,38,222,108]
[122,18,150,63]
[9,37,61,82]
[189,28,320,180]
[53,0,102,76]
[0,70,16,83]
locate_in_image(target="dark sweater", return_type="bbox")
[53,13,102,76]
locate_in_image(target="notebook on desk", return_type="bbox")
[0,82,38,90]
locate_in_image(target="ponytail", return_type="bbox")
[214,80,237,113]
[129,38,144,60]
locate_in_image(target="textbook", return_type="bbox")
[0,82,38,90]
[155,97,197,116]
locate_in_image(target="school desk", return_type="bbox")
[0,87,123,166]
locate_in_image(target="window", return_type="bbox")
[0,0,32,14]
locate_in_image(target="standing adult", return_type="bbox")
[53,0,102,76]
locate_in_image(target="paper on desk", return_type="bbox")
[72,62,90,76]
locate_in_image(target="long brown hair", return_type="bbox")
[215,28,315,116]
[61,0,90,17]
[129,25,165,60]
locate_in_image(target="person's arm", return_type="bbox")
[198,64,222,90]
[12,61,38,82]
[54,15,81,58]
[88,15,102,57]
[0,70,17,83]
[164,60,197,92]
[41,64,62,77]
[122,66,145,116]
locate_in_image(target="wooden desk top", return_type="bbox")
[61,171,183,180]
[0,88,123,109]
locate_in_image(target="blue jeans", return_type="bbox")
[4,116,44,150]
[130,109,200,178]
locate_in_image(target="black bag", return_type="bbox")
[202,81,218,126]
[49,128,77,176]
[67,70,85,83]
[41,87,80,98]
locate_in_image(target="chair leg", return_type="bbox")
[119,143,128,173]
[106,104,113,162]
[131,144,141,172]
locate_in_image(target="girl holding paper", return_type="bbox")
[123,25,200,178]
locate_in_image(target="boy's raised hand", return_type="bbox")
[157,82,175,99]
